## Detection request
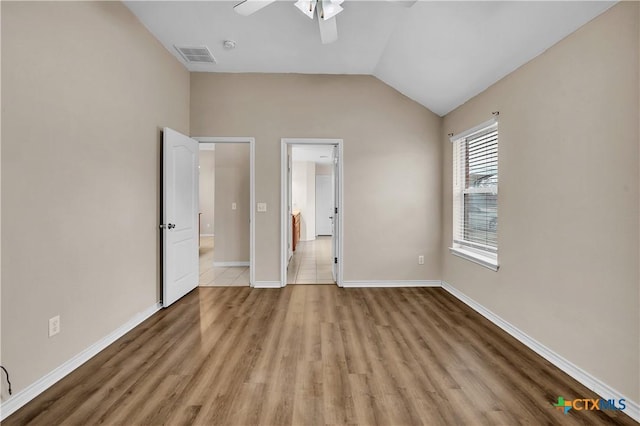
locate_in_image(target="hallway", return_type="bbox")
[287,236,334,284]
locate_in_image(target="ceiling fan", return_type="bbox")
[233,0,416,45]
[234,0,344,44]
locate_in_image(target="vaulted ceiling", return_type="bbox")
[124,1,614,116]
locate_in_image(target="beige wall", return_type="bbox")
[0,0,3,395]
[441,2,639,402]
[214,143,250,263]
[199,150,215,235]
[1,1,190,398]
[191,73,442,281]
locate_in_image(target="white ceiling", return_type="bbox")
[124,1,614,116]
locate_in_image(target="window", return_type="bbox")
[450,119,499,270]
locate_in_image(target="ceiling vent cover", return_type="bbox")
[174,45,216,64]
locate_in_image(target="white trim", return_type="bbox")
[199,233,214,237]
[449,247,499,271]
[253,281,283,289]
[280,141,287,288]
[213,261,249,268]
[441,281,640,423]
[280,138,344,288]
[0,303,161,421]
[342,280,441,288]
[449,117,498,142]
[194,137,255,288]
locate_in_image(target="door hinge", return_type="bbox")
[334,257,338,264]
[334,207,338,214]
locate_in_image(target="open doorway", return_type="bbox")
[196,138,255,287]
[198,143,217,284]
[281,138,343,287]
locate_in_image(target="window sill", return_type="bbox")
[449,247,499,271]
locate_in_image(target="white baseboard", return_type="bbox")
[213,261,249,268]
[253,281,282,289]
[199,233,214,237]
[342,280,441,288]
[0,302,161,421]
[441,281,639,423]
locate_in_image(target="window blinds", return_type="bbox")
[453,122,498,253]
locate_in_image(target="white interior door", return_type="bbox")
[162,127,199,307]
[331,147,339,282]
[315,176,333,236]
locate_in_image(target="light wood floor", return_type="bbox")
[5,286,636,425]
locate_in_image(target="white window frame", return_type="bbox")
[449,118,499,271]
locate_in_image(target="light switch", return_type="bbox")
[232,202,237,210]
[257,203,267,212]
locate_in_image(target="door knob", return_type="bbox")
[159,223,176,229]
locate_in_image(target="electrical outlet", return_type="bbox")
[418,255,424,265]
[49,315,60,337]
[232,202,237,210]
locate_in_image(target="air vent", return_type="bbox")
[174,45,216,64]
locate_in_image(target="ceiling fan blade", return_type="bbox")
[318,16,338,44]
[233,0,276,16]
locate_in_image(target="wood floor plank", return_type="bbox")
[4,286,637,426]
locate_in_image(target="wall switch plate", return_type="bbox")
[232,202,237,210]
[49,315,60,337]
[418,255,424,265]
[257,203,267,212]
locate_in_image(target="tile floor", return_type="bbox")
[199,236,250,287]
[287,236,335,284]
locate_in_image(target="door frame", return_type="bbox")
[194,136,255,287]
[281,138,344,287]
